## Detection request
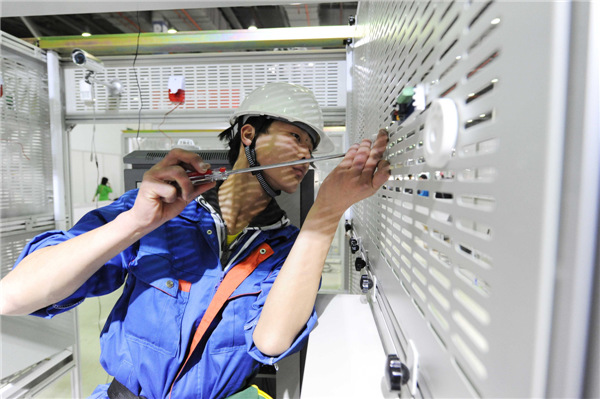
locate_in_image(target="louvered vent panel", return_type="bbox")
[349,1,567,397]
[0,50,54,219]
[64,59,346,116]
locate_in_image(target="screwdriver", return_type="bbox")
[187,153,345,185]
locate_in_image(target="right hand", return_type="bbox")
[128,148,216,232]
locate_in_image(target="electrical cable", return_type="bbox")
[156,101,182,146]
[132,10,143,149]
[1,139,31,160]
[91,83,100,208]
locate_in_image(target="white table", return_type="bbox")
[302,294,396,399]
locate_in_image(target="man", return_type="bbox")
[0,82,390,398]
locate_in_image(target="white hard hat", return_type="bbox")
[230,82,335,153]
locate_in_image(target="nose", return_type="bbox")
[298,142,312,158]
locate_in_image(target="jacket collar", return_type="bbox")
[186,182,290,230]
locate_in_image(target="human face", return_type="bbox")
[254,121,314,194]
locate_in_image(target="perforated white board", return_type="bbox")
[63,52,347,123]
[348,1,570,397]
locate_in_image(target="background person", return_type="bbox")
[93,176,113,201]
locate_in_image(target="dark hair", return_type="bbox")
[218,116,274,166]
[101,177,109,185]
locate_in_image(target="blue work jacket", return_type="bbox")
[14,189,317,399]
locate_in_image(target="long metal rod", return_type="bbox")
[189,152,345,184]
[28,26,354,57]
[227,152,345,176]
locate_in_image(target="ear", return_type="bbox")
[240,124,256,147]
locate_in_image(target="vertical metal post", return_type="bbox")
[546,0,600,396]
[47,50,72,230]
[47,50,80,398]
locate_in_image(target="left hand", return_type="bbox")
[315,129,390,215]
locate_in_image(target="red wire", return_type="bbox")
[157,102,183,145]
[181,9,202,31]
[305,5,311,26]
[117,12,144,33]
[1,138,30,160]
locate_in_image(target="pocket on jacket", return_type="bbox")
[125,254,189,357]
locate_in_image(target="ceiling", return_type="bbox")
[0,3,358,39]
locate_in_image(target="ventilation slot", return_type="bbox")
[466,80,496,104]
[441,14,459,41]
[440,39,458,61]
[146,152,168,160]
[454,289,490,325]
[435,191,454,200]
[458,194,496,211]
[457,243,493,268]
[429,303,451,330]
[435,170,456,180]
[432,229,452,245]
[463,138,499,157]
[459,167,497,183]
[431,248,452,266]
[469,18,500,53]
[465,111,493,129]
[429,322,449,353]
[440,0,456,21]
[430,266,451,290]
[432,210,453,224]
[467,51,499,79]
[457,267,491,297]
[457,218,492,239]
[441,83,458,97]
[468,0,494,28]
[422,27,435,50]
[452,333,488,379]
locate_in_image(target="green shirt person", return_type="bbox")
[93,177,113,201]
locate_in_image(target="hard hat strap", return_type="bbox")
[244,143,281,198]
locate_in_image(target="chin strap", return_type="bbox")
[244,143,281,198]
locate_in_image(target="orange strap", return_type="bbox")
[168,243,274,398]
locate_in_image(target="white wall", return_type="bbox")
[69,124,125,205]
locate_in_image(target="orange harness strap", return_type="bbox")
[168,242,274,398]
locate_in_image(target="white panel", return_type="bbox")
[1,35,77,388]
[348,1,570,397]
[0,46,54,218]
[63,53,346,124]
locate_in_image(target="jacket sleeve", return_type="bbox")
[242,234,318,365]
[12,190,139,318]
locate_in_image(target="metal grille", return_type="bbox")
[349,1,569,397]
[64,55,346,117]
[0,42,54,221]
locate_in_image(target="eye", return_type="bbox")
[289,131,313,154]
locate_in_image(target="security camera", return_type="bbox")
[72,49,105,74]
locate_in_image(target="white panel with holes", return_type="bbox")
[349,1,571,397]
[63,52,346,123]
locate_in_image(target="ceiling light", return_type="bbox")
[491,18,501,25]
[81,32,92,37]
[167,28,177,34]
[248,25,258,31]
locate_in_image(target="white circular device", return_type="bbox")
[423,98,459,168]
